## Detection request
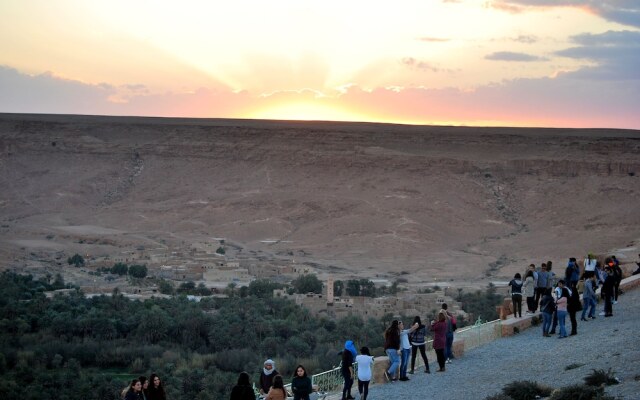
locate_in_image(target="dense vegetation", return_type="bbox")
[0,271,503,399]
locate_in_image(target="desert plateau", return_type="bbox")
[1,113,639,290]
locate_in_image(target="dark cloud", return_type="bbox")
[491,0,640,28]
[555,30,640,80]
[485,51,548,61]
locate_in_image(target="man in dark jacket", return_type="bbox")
[602,267,615,317]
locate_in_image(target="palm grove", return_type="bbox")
[0,267,503,400]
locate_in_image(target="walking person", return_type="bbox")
[409,316,430,374]
[581,274,597,321]
[291,365,313,400]
[383,320,401,381]
[430,311,448,372]
[441,303,456,363]
[341,340,356,399]
[508,273,524,318]
[356,347,374,400]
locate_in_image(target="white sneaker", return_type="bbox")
[612,301,617,304]
[446,358,451,364]
[599,312,606,316]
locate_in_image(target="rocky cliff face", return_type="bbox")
[1,114,639,284]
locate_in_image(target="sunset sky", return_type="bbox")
[1,0,639,129]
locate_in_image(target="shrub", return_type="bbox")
[565,363,584,371]
[502,380,553,400]
[530,315,541,326]
[485,395,513,400]
[548,384,615,400]
[584,369,619,387]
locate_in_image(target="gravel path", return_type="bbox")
[368,288,640,399]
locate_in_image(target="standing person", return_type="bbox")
[508,273,524,318]
[540,292,555,337]
[523,269,536,314]
[584,253,597,278]
[565,258,580,289]
[383,320,400,381]
[147,374,166,400]
[441,303,456,363]
[138,376,149,400]
[259,359,279,397]
[567,282,582,335]
[634,253,640,275]
[264,375,287,400]
[341,340,356,399]
[526,264,539,312]
[409,316,430,374]
[602,267,615,317]
[398,320,418,381]
[230,372,256,400]
[581,274,597,321]
[356,347,374,400]
[555,283,568,338]
[291,365,313,400]
[611,256,623,304]
[430,311,448,372]
[536,263,550,303]
[124,379,143,400]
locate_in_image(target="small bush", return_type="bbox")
[584,369,619,387]
[485,394,513,400]
[548,384,615,400]
[530,315,541,326]
[565,363,585,371]
[502,380,554,400]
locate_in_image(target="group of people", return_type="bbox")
[506,254,625,339]
[383,303,456,383]
[230,361,317,400]
[122,374,167,400]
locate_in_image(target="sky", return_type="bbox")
[1,0,639,129]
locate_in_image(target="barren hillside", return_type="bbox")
[1,113,639,286]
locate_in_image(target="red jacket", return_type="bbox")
[430,320,447,350]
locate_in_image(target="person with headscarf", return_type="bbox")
[341,340,357,399]
[259,359,279,396]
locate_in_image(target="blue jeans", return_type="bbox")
[445,332,454,359]
[581,298,596,319]
[542,312,552,334]
[557,310,567,337]
[400,348,410,378]
[386,349,400,379]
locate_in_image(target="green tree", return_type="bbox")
[158,279,175,295]
[248,279,281,298]
[67,254,85,267]
[111,262,128,275]
[216,246,225,255]
[128,264,147,278]
[333,280,344,296]
[346,279,360,296]
[292,274,322,294]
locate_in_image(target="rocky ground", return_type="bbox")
[1,113,639,288]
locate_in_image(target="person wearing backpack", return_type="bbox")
[408,316,430,374]
[508,273,524,318]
